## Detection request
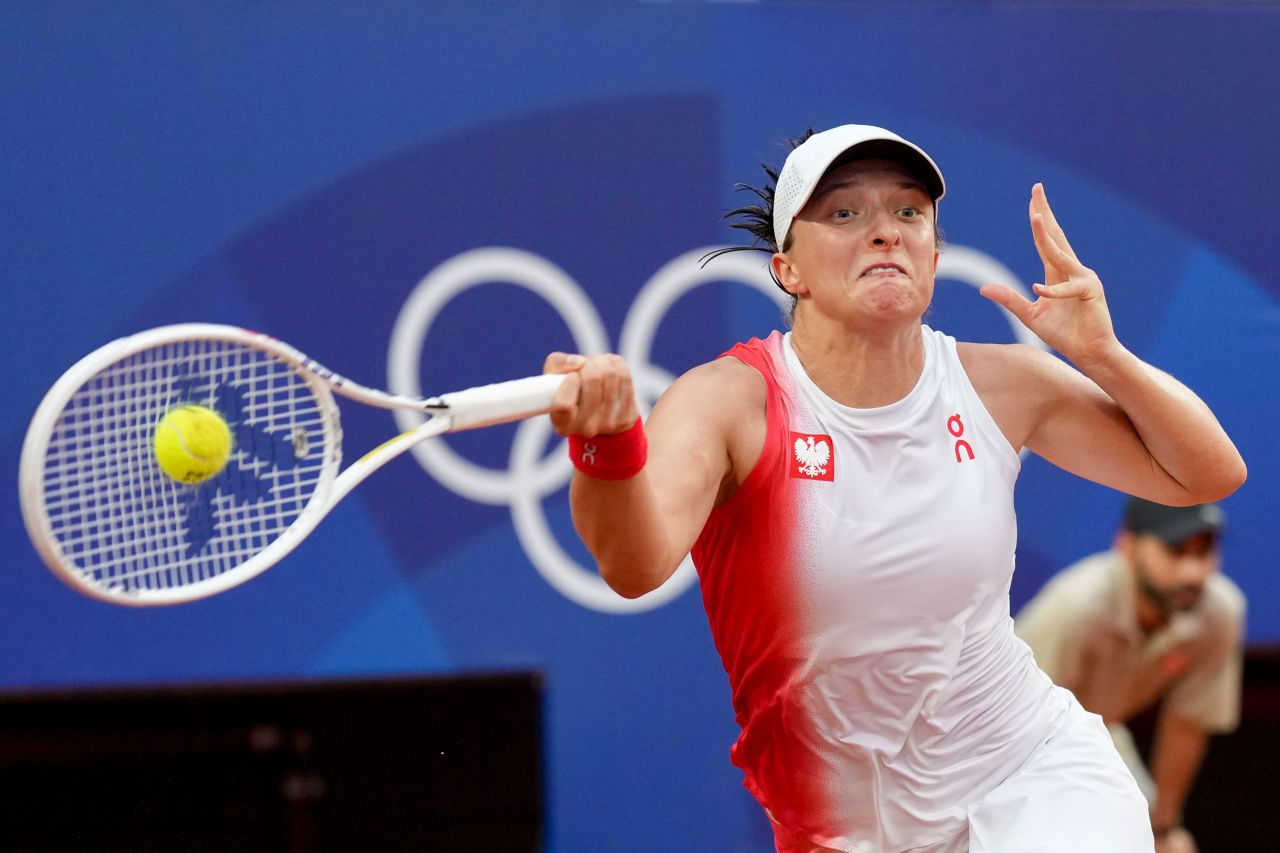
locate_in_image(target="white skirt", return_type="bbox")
[774,691,1153,853]
[964,692,1154,853]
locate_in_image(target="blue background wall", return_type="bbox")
[3,2,1278,850]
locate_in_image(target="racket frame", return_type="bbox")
[19,323,561,606]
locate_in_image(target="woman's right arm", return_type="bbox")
[545,352,762,599]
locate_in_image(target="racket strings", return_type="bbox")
[40,340,333,595]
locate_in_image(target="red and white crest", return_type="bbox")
[789,431,834,481]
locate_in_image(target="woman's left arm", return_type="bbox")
[979,184,1246,505]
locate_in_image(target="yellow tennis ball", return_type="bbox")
[153,404,233,484]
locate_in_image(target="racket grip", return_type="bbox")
[439,373,566,430]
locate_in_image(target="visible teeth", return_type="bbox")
[866,266,900,274]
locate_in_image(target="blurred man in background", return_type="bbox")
[1016,498,1244,853]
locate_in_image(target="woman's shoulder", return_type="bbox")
[653,351,770,502]
[955,341,1069,450]
[956,340,1061,387]
[667,352,768,412]
[957,339,1088,409]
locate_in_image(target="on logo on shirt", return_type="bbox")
[789,431,834,481]
[948,414,975,463]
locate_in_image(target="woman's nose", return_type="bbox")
[868,211,903,247]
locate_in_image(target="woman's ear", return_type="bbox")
[772,253,806,296]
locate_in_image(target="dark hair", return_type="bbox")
[700,130,815,297]
[701,128,944,325]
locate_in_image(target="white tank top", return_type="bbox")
[692,327,1067,852]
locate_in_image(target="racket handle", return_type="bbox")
[438,373,566,430]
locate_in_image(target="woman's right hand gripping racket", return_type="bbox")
[18,323,565,606]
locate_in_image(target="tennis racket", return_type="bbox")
[18,323,564,606]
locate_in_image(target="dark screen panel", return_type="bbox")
[0,673,542,852]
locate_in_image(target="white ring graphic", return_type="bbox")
[620,247,788,415]
[508,414,694,613]
[390,243,1029,612]
[387,247,608,505]
[936,246,1044,351]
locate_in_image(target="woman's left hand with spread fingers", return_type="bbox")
[979,183,1120,369]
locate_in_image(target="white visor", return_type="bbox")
[772,124,945,249]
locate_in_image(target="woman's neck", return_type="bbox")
[789,314,925,408]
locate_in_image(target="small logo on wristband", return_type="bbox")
[790,432,834,481]
[568,419,646,481]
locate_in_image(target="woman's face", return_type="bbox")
[773,158,939,329]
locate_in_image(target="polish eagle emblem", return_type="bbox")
[793,435,831,478]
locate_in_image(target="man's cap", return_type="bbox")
[1123,497,1225,546]
[772,124,946,250]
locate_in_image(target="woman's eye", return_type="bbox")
[899,207,919,218]
[833,209,854,220]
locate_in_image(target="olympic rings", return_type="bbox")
[509,249,785,612]
[387,247,609,506]
[619,248,791,415]
[388,243,1031,613]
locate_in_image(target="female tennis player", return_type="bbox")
[545,125,1245,852]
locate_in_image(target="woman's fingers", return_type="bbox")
[1030,211,1085,276]
[543,351,586,374]
[1032,280,1094,300]
[1031,183,1079,262]
[549,370,583,434]
[979,283,1035,325]
[543,352,638,437]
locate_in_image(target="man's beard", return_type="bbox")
[1135,558,1203,616]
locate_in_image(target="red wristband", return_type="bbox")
[568,417,647,480]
